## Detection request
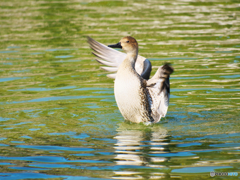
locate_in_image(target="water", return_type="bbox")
[0,0,239,179]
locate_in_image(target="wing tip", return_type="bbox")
[87,36,94,44]
[162,63,174,74]
[107,74,116,79]
[101,66,118,72]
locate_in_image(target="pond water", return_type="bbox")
[0,0,239,179]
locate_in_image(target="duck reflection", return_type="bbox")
[113,123,172,179]
[114,130,148,166]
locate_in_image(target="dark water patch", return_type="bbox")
[0,172,109,180]
[172,133,240,142]
[0,162,14,165]
[171,88,240,92]
[93,138,117,144]
[1,95,112,105]
[71,153,94,157]
[48,131,90,139]
[0,156,68,163]
[170,94,187,98]
[188,112,205,118]
[93,90,114,94]
[16,144,94,152]
[14,122,32,126]
[84,102,101,109]
[55,55,73,58]
[29,128,40,131]
[30,52,44,55]
[75,87,113,91]
[0,77,28,82]
[73,159,111,163]
[151,151,195,157]
[0,144,9,147]
[0,155,111,164]
[220,74,240,78]
[15,109,40,118]
[11,69,30,73]
[7,46,20,49]
[9,86,77,91]
[0,50,19,54]
[0,117,12,122]
[215,50,233,53]
[187,105,205,108]
[29,163,73,169]
[11,141,25,144]
[177,142,202,147]
[2,62,13,65]
[172,166,232,173]
[21,136,32,139]
[45,48,74,52]
[54,59,81,63]
[9,166,48,171]
[149,57,198,61]
[171,76,210,80]
[210,143,240,148]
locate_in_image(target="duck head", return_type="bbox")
[108,36,138,54]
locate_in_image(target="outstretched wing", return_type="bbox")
[87,36,152,79]
[147,64,174,123]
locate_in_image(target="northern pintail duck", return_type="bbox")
[88,36,174,124]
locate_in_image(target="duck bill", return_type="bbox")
[108,42,122,49]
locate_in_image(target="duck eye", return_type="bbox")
[126,41,129,43]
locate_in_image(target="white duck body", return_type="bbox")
[114,53,152,123]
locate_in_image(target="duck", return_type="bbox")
[87,36,174,124]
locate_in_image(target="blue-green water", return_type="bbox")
[0,0,239,179]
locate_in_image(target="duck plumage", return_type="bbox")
[88,36,174,124]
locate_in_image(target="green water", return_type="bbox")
[0,0,239,179]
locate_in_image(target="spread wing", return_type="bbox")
[147,64,174,123]
[87,36,152,79]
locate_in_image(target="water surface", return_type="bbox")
[0,0,239,179]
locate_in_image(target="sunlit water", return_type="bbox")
[0,0,239,179]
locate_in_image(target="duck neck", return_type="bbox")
[126,49,138,69]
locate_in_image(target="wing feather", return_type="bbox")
[101,66,118,72]
[147,64,174,123]
[88,36,152,79]
[95,58,116,67]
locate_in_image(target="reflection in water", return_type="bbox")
[113,125,171,179]
[112,124,239,179]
